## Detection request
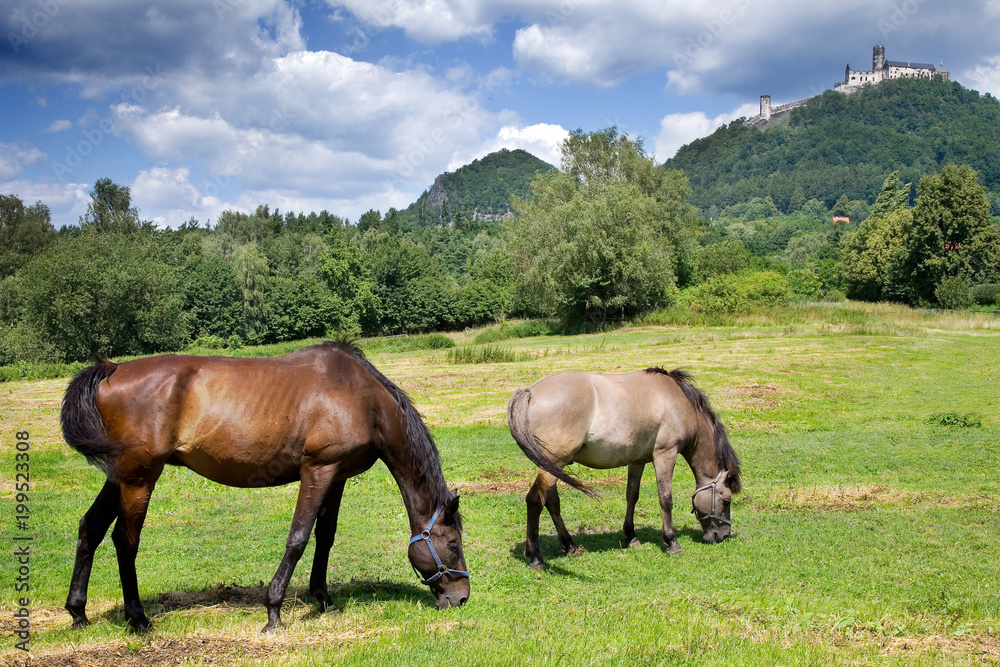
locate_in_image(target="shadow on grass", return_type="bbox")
[92,579,435,630]
[508,526,706,570]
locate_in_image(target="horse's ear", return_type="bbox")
[446,491,460,513]
[725,468,737,481]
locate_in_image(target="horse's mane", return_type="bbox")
[320,341,454,512]
[645,367,741,493]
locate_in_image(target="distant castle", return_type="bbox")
[834,45,948,94]
[748,46,949,127]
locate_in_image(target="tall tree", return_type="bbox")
[507,128,697,323]
[80,178,144,233]
[0,194,55,278]
[906,164,993,304]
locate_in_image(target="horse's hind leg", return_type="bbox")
[112,474,161,630]
[544,485,578,556]
[308,479,346,612]
[623,463,644,548]
[263,463,336,633]
[66,480,120,629]
[525,471,575,569]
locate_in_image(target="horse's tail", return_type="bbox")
[507,387,597,499]
[61,360,122,475]
[664,369,742,494]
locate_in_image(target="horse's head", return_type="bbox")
[407,493,470,609]
[691,469,737,544]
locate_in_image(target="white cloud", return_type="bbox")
[653,102,758,161]
[963,55,1000,96]
[45,120,73,133]
[0,143,45,179]
[449,123,567,171]
[0,179,91,223]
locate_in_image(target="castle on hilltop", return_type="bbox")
[833,45,948,94]
[748,45,949,127]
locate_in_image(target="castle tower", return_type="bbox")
[760,95,771,121]
[873,45,885,72]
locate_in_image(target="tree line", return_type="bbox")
[2,128,999,364]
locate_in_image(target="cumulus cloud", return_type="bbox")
[114,49,500,219]
[0,178,91,222]
[963,55,1000,96]
[0,0,304,89]
[449,123,567,171]
[653,102,758,161]
[0,143,45,179]
[45,119,73,132]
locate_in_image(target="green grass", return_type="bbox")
[2,301,998,665]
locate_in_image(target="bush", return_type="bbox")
[473,320,554,344]
[189,333,227,350]
[934,275,972,310]
[969,283,1000,306]
[681,271,791,315]
[787,269,823,302]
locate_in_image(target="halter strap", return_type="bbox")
[408,504,470,585]
[691,469,732,526]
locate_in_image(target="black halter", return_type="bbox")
[408,504,470,585]
[691,469,732,526]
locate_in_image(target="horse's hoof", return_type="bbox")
[261,619,283,634]
[70,617,90,630]
[666,544,683,556]
[566,545,584,557]
[627,537,641,548]
[527,559,546,571]
[127,616,152,633]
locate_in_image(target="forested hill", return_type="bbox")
[401,148,555,226]
[665,77,1000,214]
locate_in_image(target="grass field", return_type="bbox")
[1,302,998,666]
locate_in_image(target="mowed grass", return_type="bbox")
[1,302,999,666]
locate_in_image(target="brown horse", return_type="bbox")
[507,368,741,569]
[61,341,469,632]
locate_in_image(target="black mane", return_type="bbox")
[646,367,742,493]
[321,341,454,511]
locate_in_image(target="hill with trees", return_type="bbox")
[399,148,555,227]
[665,77,1000,215]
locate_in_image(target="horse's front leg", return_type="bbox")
[308,479,346,612]
[263,463,336,633]
[623,463,644,548]
[651,447,682,555]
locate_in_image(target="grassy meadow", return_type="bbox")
[1,302,999,666]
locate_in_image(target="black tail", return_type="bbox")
[61,360,121,475]
[507,388,597,498]
[662,369,742,494]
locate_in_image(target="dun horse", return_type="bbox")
[61,342,469,632]
[507,368,741,569]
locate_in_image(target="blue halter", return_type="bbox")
[408,504,470,585]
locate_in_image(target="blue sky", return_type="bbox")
[2,0,1000,228]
